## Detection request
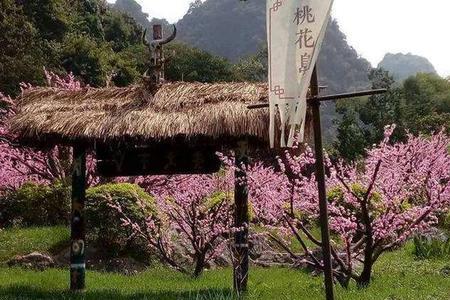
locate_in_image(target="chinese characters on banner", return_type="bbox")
[267,0,334,147]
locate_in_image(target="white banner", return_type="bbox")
[267,0,333,147]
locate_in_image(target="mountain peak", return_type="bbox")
[378,52,437,81]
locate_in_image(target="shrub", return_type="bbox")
[0,181,70,227]
[413,231,450,259]
[439,211,450,232]
[85,183,157,257]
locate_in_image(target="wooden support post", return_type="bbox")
[152,24,164,83]
[70,146,87,291]
[310,66,335,300]
[233,140,249,294]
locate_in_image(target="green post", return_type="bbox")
[70,145,86,291]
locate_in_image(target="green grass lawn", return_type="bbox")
[0,226,69,263]
[0,227,448,299]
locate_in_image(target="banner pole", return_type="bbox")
[309,65,335,300]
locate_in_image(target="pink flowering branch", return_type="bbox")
[108,172,236,277]
[0,69,98,192]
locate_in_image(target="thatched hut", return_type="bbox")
[10,81,272,146]
[9,80,274,292]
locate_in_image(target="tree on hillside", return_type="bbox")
[0,0,47,96]
[0,0,150,94]
[358,69,405,143]
[403,73,450,134]
[165,43,235,83]
[20,0,69,41]
[334,69,404,161]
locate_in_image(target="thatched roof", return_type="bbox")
[10,82,272,145]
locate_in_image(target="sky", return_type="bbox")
[107,0,450,77]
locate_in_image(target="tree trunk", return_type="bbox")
[193,253,205,278]
[357,248,373,287]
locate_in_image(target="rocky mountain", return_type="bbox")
[113,0,172,37]
[177,0,371,93]
[113,0,151,28]
[378,53,437,81]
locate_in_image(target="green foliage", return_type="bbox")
[165,43,235,83]
[359,69,405,142]
[111,45,149,87]
[20,0,69,41]
[440,211,450,232]
[403,73,450,134]
[85,183,156,257]
[333,105,367,161]
[0,182,70,228]
[334,69,450,161]
[413,234,450,259]
[334,68,404,161]
[0,0,149,94]
[204,192,229,211]
[0,226,69,262]
[0,0,47,95]
[337,71,450,158]
[232,47,268,82]
[103,11,143,52]
[61,34,115,87]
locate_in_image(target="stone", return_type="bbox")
[440,266,450,277]
[7,252,55,270]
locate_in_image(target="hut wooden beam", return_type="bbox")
[233,139,250,293]
[70,145,87,291]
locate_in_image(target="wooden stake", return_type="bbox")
[233,140,249,294]
[310,66,335,300]
[70,146,87,291]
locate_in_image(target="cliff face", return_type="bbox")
[176,0,371,92]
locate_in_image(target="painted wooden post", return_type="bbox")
[70,146,87,291]
[152,24,165,83]
[309,66,335,300]
[233,139,249,293]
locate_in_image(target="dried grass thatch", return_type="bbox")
[10,82,272,145]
